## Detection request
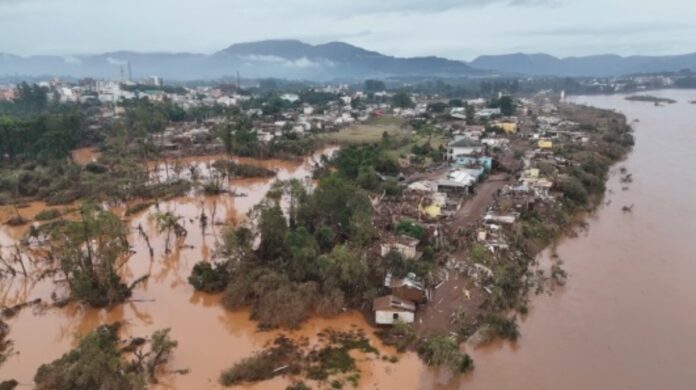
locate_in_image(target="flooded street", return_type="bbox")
[2,89,696,389]
[455,89,696,390]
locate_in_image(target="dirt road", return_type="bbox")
[417,173,510,334]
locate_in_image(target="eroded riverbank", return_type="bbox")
[451,89,696,390]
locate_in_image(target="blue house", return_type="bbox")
[451,155,493,171]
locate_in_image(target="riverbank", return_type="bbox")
[454,89,696,390]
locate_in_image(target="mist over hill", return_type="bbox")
[1,40,695,81]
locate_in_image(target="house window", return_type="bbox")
[393,313,399,320]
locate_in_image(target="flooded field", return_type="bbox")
[2,89,696,389]
[0,146,427,388]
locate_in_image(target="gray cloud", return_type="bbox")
[0,0,693,59]
[516,21,692,37]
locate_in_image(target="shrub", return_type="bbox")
[416,333,473,373]
[220,336,302,386]
[188,262,231,293]
[84,162,108,174]
[395,220,426,240]
[34,209,61,221]
[480,314,520,341]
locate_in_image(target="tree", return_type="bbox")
[417,334,473,373]
[153,211,187,254]
[51,204,135,307]
[499,96,516,116]
[392,90,413,108]
[34,323,178,389]
[256,203,288,262]
[144,328,178,383]
[364,80,386,93]
[427,102,448,114]
[449,99,463,107]
[222,226,254,262]
[188,262,231,293]
[218,117,259,157]
[465,103,475,125]
[318,245,367,302]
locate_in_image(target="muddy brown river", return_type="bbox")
[2,89,696,389]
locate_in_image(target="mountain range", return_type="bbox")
[0,40,477,81]
[1,40,695,81]
[469,52,696,77]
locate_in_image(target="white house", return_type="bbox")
[373,295,416,325]
[446,138,484,160]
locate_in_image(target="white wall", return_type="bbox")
[375,310,415,325]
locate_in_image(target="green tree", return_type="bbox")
[465,103,475,125]
[52,204,134,307]
[499,96,516,116]
[256,203,288,262]
[364,80,386,93]
[153,211,186,254]
[417,334,473,373]
[34,323,178,389]
[392,90,413,109]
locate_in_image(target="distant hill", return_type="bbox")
[0,40,479,81]
[469,52,696,77]
[2,40,695,81]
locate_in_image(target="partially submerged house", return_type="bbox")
[373,295,416,325]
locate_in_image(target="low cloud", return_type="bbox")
[106,56,127,66]
[240,54,333,68]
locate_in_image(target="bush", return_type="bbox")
[0,380,18,390]
[85,162,108,174]
[188,262,231,293]
[416,334,473,373]
[395,220,426,240]
[220,336,302,386]
[481,314,520,341]
[212,160,275,178]
[34,209,61,221]
[556,177,588,205]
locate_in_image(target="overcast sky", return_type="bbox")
[0,0,694,59]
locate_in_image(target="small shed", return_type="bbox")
[373,295,416,325]
[381,235,420,260]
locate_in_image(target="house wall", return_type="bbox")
[381,243,417,259]
[375,310,415,325]
[447,146,483,160]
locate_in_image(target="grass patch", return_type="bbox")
[320,116,408,144]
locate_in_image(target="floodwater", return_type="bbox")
[452,89,696,390]
[2,89,696,389]
[0,145,443,389]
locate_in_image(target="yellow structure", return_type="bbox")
[524,168,540,178]
[421,204,442,218]
[538,140,553,149]
[498,122,518,134]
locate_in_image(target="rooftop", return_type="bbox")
[373,295,416,312]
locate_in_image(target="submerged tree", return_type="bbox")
[153,211,187,254]
[417,334,473,373]
[51,204,139,307]
[34,323,178,389]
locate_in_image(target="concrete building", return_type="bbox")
[373,295,416,325]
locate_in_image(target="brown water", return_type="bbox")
[3,90,696,389]
[449,89,696,390]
